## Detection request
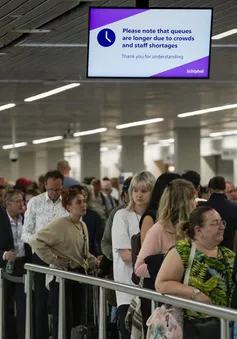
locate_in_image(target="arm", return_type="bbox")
[119,249,132,263]
[112,210,131,264]
[155,248,211,303]
[21,198,36,243]
[29,225,60,265]
[140,215,154,244]
[94,213,105,256]
[135,224,161,278]
[101,210,115,260]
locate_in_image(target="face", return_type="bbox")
[45,178,63,201]
[190,196,197,211]
[225,183,236,203]
[195,210,225,246]
[67,193,87,218]
[132,185,151,207]
[7,193,25,215]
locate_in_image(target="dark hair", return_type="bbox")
[140,172,180,226]
[0,185,5,190]
[199,185,209,198]
[45,170,64,183]
[181,170,201,190]
[4,189,24,205]
[38,174,46,184]
[26,189,39,197]
[62,188,84,210]
[121,176,133,202]
[13,184,27,194]
[208,176,225,191]
[182,206,214,240]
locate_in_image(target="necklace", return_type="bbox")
[69,216,82,230]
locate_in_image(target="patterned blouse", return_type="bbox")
[176,239,235,320]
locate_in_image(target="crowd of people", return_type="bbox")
[1,161,237,339]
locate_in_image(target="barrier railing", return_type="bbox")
[1,263,237,339]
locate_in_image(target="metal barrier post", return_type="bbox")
[220,319,227,339]
[58,277,66,339]
[25,270,33,339]
[0,269,5,339]
[99,287,106,339]
[225,320,230,338]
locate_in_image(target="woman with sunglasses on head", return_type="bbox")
[156,206,235,339]
[30,188,99,339]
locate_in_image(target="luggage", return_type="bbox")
[71,284,99,339]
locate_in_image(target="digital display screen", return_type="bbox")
[87,7,213,79]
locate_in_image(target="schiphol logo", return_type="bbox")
[97,28,116,47]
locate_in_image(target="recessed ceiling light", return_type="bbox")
[0,103,16,111]
[100,147,109,152]
[24,83,80,102]
[64,151,77,156]
[73,128,107,137]
[32,136,63,144]
[212,29,237,40]
[2,142,27,150]
[159,138,175,143]
[143,142,148,146]
[117,145,122,150]
[116,118,164,129]
[209,130,237,137]
[178,103,237,118]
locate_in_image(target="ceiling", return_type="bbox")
[0,0,237,154]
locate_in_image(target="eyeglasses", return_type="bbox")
[47,188,62,193]
[209,220,226,228]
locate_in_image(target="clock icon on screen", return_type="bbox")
[97,28,116,47]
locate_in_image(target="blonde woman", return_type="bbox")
[135,179,196,279]
[112,171,155,339]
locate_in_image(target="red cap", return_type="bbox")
[15,177,32,187]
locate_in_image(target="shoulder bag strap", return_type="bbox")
[183,241,196,286]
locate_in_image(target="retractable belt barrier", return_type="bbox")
[1,265,237,339]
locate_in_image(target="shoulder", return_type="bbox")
[175,239,191,260]
[47,216,70,229]
[114,208,131,219]
[28,193,46,205]
[220,246,235,261]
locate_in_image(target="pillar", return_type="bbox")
[81,142,100,180]
[174,128,200,174]
[121,135,144,173]
[47,147,64,171]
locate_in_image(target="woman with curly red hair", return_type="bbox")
[30,188,99,339]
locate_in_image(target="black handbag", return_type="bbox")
[184,317,220,339]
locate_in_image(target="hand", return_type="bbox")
[52,257,69,270]
[195,292,212,304]
[5,251,16,261]
[97,255,103,262]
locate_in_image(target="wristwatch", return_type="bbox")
[191,288,200,300]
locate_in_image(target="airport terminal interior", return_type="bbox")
[1,0,237,339]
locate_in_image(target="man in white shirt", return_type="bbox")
[22,170,68,339]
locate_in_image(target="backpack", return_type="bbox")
[131,232,142,285]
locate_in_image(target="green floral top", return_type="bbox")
[176,239,235,320]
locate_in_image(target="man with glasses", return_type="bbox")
[22,170,68,339]
[0,189,32,339]
[205,176,237,251]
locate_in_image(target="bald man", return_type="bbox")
[57,159,79,188]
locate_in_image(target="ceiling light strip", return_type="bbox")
[178,103,237,118]
[0,103,16,111]
[32,136,63,144]
[116,118,164,129]
[24,83,80,102]
[2,142,27,150]
[209,130,237,138]
[212,29,237,40]
[73,128,107,137]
